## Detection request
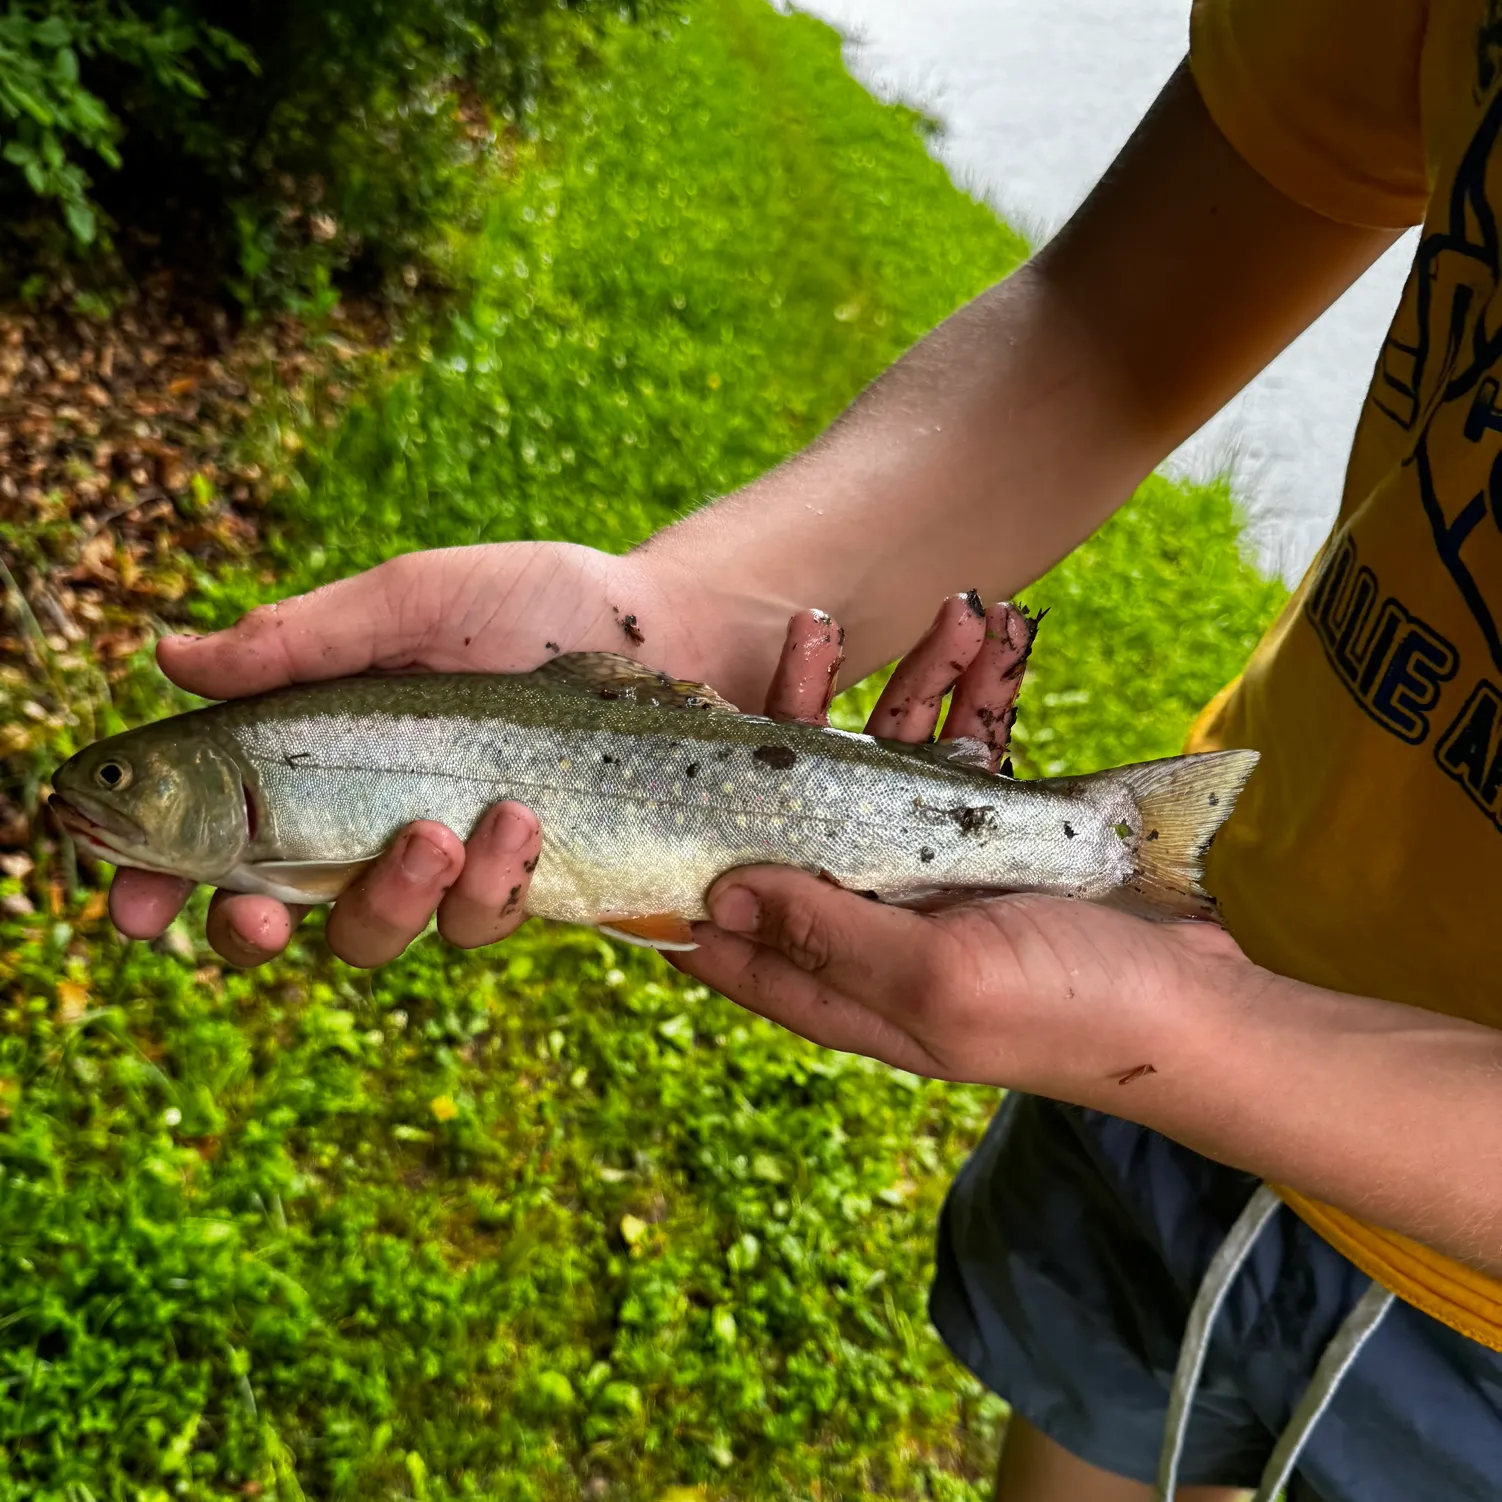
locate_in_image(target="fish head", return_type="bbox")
[50,721,251,881]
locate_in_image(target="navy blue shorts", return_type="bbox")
[929,1094,1502,1500]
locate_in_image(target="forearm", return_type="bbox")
[1122,963,1502,1274]
[643,63,1394,693]
[645,264,1154,688]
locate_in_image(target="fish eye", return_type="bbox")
[94,759,131,791]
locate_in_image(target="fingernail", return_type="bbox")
[709,885,760,934]
[402,833,451,882]
[161,632,202,646]
[495,807,535,853]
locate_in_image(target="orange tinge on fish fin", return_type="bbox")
[598,912,698,951]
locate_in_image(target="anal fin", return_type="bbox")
[598,912,699,951]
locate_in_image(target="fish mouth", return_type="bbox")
[48,793,145,857]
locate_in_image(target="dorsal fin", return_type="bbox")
[873,735,994,773]
[532,651,740,712]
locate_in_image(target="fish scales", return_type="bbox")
[49,655,1260,941]
[218,676,1129,922]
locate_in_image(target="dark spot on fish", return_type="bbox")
[999,756,1015,778]
[947,805,996,837]
[602,753,616,764]
[1117,1063,1157,1086]
[753,744,797,771]
[685,763,699,778]
[1063,822,1075,839]
[283,750,311,768]
[545,641,561,653]
[1207,792,1219,806]
[502,884,522,914]
[964,588,984,618]
[523,857,538,873]
[715,747,733,761]
[919,847,935,863]
[1146,829,1159,843]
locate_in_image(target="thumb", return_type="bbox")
[701,864,939,1006]
[672,866,944,1070]
[159,561,411,698]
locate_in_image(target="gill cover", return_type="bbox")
[57,729,252,882]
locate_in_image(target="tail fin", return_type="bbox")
[1107,750,1259,921]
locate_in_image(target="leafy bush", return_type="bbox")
[0,0,658,303]
[0,2,249,246]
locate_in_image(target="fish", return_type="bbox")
[48,651,1258,950]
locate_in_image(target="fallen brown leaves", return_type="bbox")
[0,273,387,850]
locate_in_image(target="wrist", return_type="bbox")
[1060,923,1271,1118]
[629,526,805,711]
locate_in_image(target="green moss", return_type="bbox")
[0,0,1286,1497]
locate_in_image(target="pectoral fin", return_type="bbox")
[598,912,699,951]
[243,857,377,903]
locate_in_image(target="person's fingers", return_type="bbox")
[943,601,1039,769]
[325,821,465,969]
[157,557,421,699]
[669,921,938,1073]
[109,868,195,940]
[437,802,542,949]
[763,609,845,726]
[692,864,952,1019]
[865,591,987,742]
[206,891,309,968]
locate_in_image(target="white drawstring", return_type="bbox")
[1249,1281,1395,1502]
[1154,1185,1394,1502]
[1156,1185,1282,1500]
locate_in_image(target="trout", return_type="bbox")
[49,652,1257,948]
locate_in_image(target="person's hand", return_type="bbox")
[108,540,779,967]
[670,597,1259,1097]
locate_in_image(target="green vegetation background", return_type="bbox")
[0,0,1287,1497]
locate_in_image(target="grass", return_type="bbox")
[0,0,1287,1497]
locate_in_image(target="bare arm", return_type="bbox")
[678,841,1502,1276]
[646,61,1398,702]
[1142,961,1502,1274]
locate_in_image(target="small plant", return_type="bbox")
[0,3,253,245]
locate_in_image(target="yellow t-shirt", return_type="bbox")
[1188,0,1502,1350]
